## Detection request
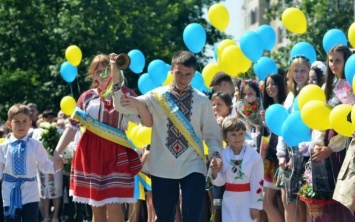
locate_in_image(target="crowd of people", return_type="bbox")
[0,44,354,222]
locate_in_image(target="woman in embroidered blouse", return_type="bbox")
[53,54,146,222]
[309,44,355,221]
[260,73,287,222]
[211,117,264,222]
[276,56,310,222]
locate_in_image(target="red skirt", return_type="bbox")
[69,130,142,206]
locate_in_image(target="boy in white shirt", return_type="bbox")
[0,104,63,221]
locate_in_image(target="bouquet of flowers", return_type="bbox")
[298,162,336,218]
[40,122,61,156]
[62,142,75,173]
[236,98,263,126]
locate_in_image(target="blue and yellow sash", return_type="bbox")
[72,108,132,149]
[152,90,205,160]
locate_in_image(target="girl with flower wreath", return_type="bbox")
[211,117,264,222]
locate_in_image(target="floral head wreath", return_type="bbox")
[288,54,310,65]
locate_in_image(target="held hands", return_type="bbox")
[210,155,223,179]
[120,95,143,109]
[278,157,293,170]
[250,208,259,220]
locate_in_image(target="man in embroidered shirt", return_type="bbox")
[113,51,223,222]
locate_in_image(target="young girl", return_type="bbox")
[0,104,62,221]
[236,80,263,146]
[310,44,355,221]
[276,56,310,222]
[211,117,264,222]
[308,61,326,86]
[260,73,287,222]
[211,91,233,127]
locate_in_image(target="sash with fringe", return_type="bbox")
[72,108,132,149]
[152,90,205,160]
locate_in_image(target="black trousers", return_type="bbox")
[152,172,205,222]
[4,202,38,222]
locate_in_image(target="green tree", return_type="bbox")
[0,0,225,122]
[265,0,353,70]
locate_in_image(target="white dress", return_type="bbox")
[212,145,264,222]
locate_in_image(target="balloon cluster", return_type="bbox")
[126,122,152,149]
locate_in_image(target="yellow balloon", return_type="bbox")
[208,3,230,31]
[281,8,307,34]
[162,71,173,86]
[130,125,145,148]
[126,121,137,138]
[220,45,252,76]
[298,85,326,110]
[351,104,355,128]
[65,45,82,66]
[217,39,236,61]
[352,75,355,94]
[301,101,332,130]
[348,22,355,48]
[60,96,76,116]
[202,63,221,88]
[137,126,152,145]
[329,104,355,137]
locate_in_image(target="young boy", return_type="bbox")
[0,104,63,221]
[211,117,264,222]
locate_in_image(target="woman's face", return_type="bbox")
[211,96,230,118]
[328,51,345,78]
[308,70,318,85]
[265,77,279,100]
[241,85,257,103]
[293,63,309,88]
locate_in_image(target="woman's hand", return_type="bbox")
[278,157,287,169]
[311,145,332,162]
[120,95,143,109]
[53,150,64,171]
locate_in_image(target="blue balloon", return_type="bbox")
[183,23,206,53]
[128,49,145,74]
[191,71,205,92]
[165,63,171,73]
[256,25,276,51]
[265,104,289,136]
[148,59,168,85]
[322,29,347,53]
[138,73,159,94]
[60,61,77,83]
[293,95,300,111]
[253,57,278,80]
[345,54,355,86]
[240,31,263,63]
[281,111,312,147]
[290,42,316,64]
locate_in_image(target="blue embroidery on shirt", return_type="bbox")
[11,140,26,175]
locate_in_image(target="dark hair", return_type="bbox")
[171,51,196,70]
[239,80,261,98]
[222,117,246,141]
[324,44,352,100]
[262,73,287,108]
[310,67,325,87]
[211,91,233,114]
[209,72,233,87]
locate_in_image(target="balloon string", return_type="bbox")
[69,83,74,97]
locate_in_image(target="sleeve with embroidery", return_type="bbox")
[249,153,264,210]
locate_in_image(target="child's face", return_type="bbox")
[308,70,318,85]
[225,129,246,149]
[293,63,309,87]
[241,85,257,103]
[6,113,32,139]
[211,97,230,118]
[328,51,345,78]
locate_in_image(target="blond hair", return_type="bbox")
[8,104,31,121]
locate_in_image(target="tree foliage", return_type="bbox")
[265,0,353,70]
[0,0,225,122]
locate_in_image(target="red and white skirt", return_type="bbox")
[69,130,142,206]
